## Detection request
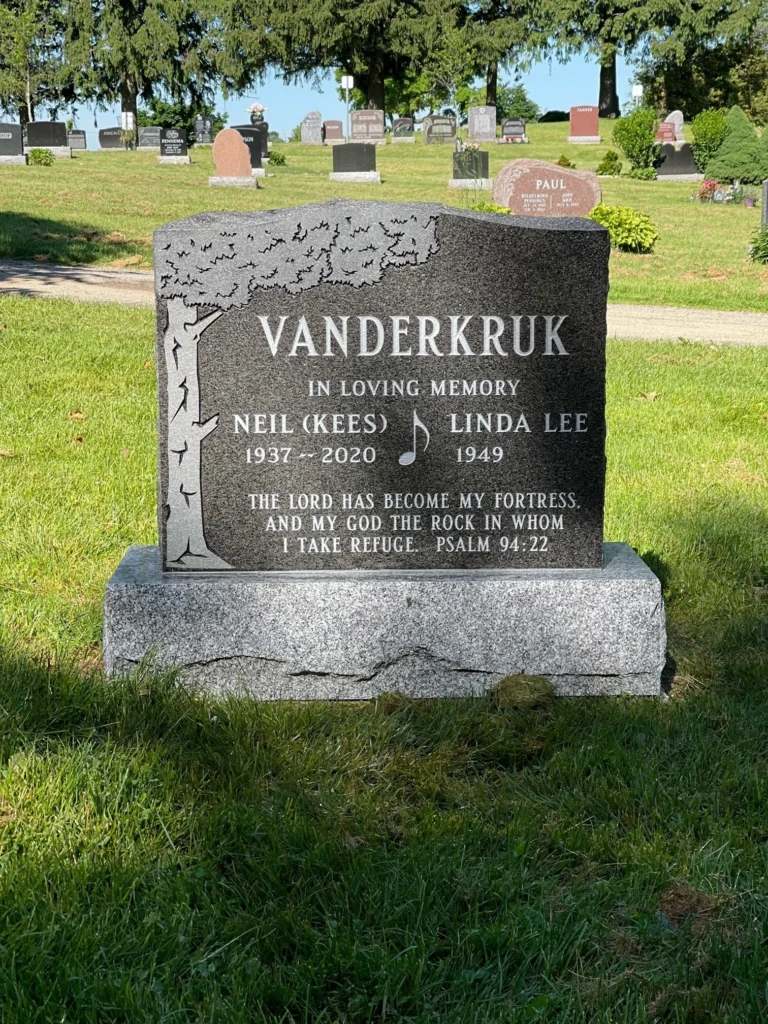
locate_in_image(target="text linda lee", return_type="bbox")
[251,314,570,358]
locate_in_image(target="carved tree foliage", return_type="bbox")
[157,202,440,569]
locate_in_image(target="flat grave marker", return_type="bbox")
[105,199,666,698]
[492,158,601,216]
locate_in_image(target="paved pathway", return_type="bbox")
[0,259,766,346]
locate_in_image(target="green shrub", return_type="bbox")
[596,150,622,176]
[624,166,656,180]
[473,202,512,214]
[748,228,768,263]
[588,203,659,253]
[555,153,575,168]
[691,109,728,171]
[538,110,569,122]
[28,148,54,166]
[268,149,286,166]
[705,105,768,184]
[611,108,660,169]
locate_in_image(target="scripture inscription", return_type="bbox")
[155,201,609,572]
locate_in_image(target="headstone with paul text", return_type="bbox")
[568,106,600,144]
[26,121,70,157]
[159,128,190,164]
[0,123,26,164]
[467,106,497,143]
[105,199,666,698]
[300,111,323,145]
[492,159,601,216]
[209,128,257,188]
[351,109,386,144]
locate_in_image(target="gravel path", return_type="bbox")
[0,260,766,346]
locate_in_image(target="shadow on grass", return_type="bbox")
[0,210,152,266]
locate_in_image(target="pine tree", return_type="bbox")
[0,0,69,122]
[705,105,768,183]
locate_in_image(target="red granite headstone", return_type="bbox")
[569,106,600,141]
[655,122,676,142]
[212,129,252,178]
[492,158,601,217]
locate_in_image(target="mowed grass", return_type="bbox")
[1,296,768,1021]
[1,119,767,312]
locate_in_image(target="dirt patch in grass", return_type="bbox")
[658,882,723,934]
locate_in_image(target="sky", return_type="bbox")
[50,53,636,143]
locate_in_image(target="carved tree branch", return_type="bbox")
[164,297,230,569]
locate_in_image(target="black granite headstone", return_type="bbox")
[656,142,698,176]
[195,116,213,144]
[232,126,262,168]
[154,200,609,573]
[332,143,376,173]
[138,126,162,148]
[99,127,124,149]
[160,129,188,157]
[453,150,489,179]
[255,122,269,158]
[0,123,23,156]
[26,121,67,148]
[67,130,87,150]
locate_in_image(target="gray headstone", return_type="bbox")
[0,123,23,156]
[67,130,87,150]
[467,106,496,142]
[26,121,67,148]
[160,128,188,157]
[99,127,124,149]
[152,200,609,573]
[300,111,322,144]
[351,109,385,140]
[423,115,456,144]
[195,116,213,144]
[501,118,526,139]
[138,126,162,149]
[667,110,684,141]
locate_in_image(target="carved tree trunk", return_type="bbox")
[163,297,231,569]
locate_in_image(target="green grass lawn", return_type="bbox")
[1,295,767,1021]
[1,119,766,312]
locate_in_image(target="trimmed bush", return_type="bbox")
[596,150,622,176]
[473,202,512,214]
[748,229,768,264]
[555,154,575,168]
[705,106,768,184]
[625,167,656,180]
[612,108,660,170]
[691,109,728,171]
[28,148,54,166]
[588,203,659,253]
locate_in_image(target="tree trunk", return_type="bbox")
[119,70,139,125]
[486,61,498,108]
[163,297,231,570]
[365,58,386,110]
[24,60,34,123]
[598,48,620,118]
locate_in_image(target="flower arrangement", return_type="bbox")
[247,102,267,114]
[696,179,720,201]
[691,178,757,205]
[462,141,481,152]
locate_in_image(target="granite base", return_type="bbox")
[352,138,387,146]
[329,171,381,183]
[158,155,190,165]
[325,139,347,145]
[391,137,415,144]
[251,167,266,178]
[137,146,160,152]
[103,543,666,699]
[567,135,601,144]
[208,176,257,188]
[25,146,71,158]
[448,177,493,190]
[0,155,27,164]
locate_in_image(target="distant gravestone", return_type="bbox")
[492,158,601,216]
[467,106,496,143]
[232,126,265,176]
[667,110,684,141]
[67,130,87,150]
[568,106,600,144]
[323,120,344,144]
[300,111,322,145]
[329,142,380,183]
[351,109,386,144]
[392,117,414,143]
[655,122,676,142]
[26,121,70,157]
[0,123,26,164]
[137,126,162,150]
[209,128,256,188]
[99,127,124,150]
[195,116,213,145]
[159,128,190,164]
[656,142,699,178]
[424,115,456,144]
[449,149,491,189]
[104,199,666,698]
[501,118,528,143]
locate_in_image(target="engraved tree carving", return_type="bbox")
[156,202,439,569]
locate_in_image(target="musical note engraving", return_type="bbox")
[399,411,430,466]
